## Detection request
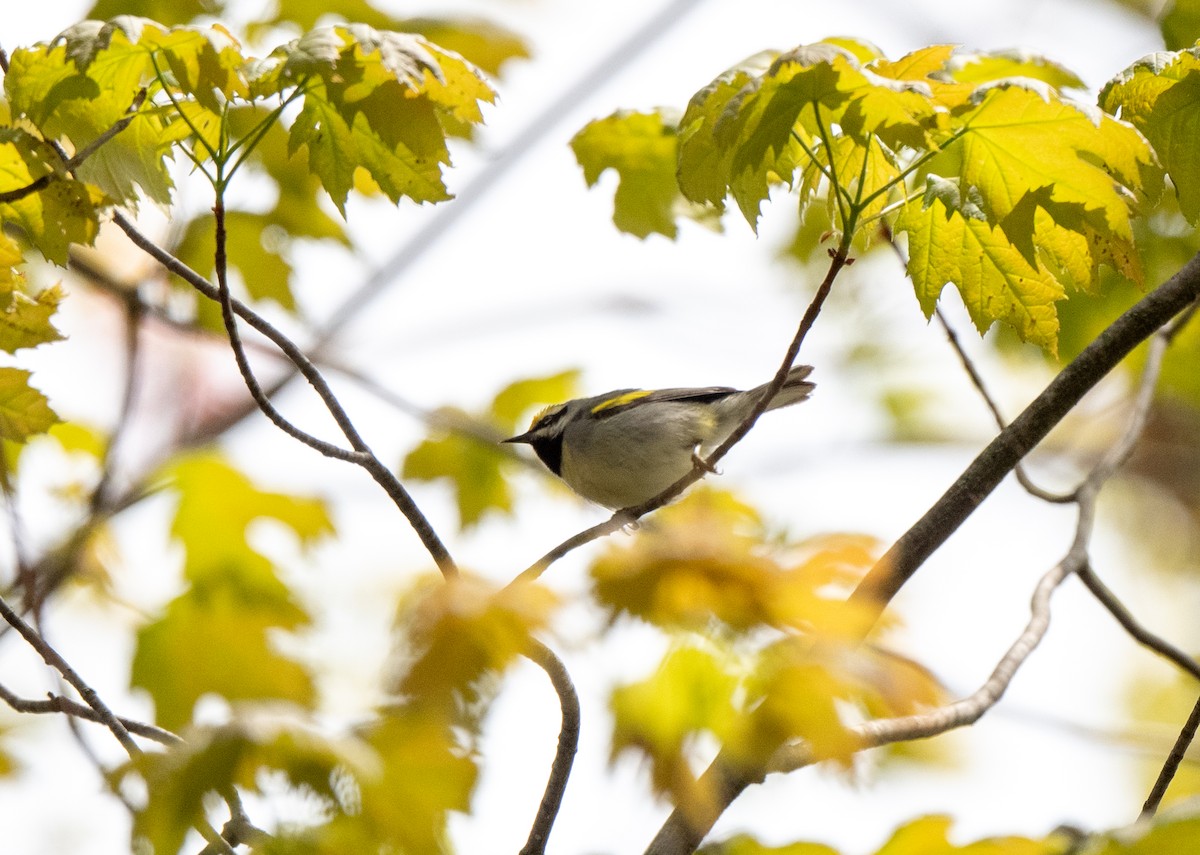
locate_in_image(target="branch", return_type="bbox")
[517,246,849,583]
[645,261,1200,853]
[519,640,581,855]
[112,211,458,578]
[1142,695,1200,819]
[850,252,1200,618]
[0,682,181,746]
[933,307,1073,503]
[770,553,1077,775]
[0,593,141,757]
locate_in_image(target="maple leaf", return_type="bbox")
[896,193,1065,352]
[571,110,688,239]
[1102,47,1200,224]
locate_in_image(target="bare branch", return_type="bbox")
[518,247,849,583]
[520,640,580,855]
[851,253,1200,618]
[0,593,140,757]
[0,682,181,746]
[112,211,458,578]
[934,307,1074,503]
[771,553,1078,774]
[1142,694,1200,819]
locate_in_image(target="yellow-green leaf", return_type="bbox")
[610,644,740,817]
[0,280,65,353]
[132,715,372,855]
[896,193,1066,352]
[131,585,315,731]
[402,419,514,528]
[1101,48,1200,223]
[0,368,58,442]
[0,129,108,263]
[571,110,688,239]
[699,834,841,855]
[391,574,557,707]
[1162,0,1200,50]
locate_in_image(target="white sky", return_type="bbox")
[0,2,1189,854]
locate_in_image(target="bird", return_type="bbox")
[503,365,815,509]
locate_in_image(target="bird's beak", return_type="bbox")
[501,431,533,445]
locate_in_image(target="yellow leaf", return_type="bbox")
[392,574,557,706]
[896,193,1065,352]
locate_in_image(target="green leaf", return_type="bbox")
[571,109,689,239]
[402,417,514,528]
[266,24,493,211]
[1162,0,1200,50]
[131,453,331,729]
[132,715,372,855]
[1101,47,1200,223]
[610,644,741,816]
[404,371,580,528]
[0,279,64,353]
[167,452,332,584]
[132,591,316,731]
[0,368,58,442]
[0,128,108,264]
[896,193,1066,352]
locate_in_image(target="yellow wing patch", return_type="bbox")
[591,390,651,414]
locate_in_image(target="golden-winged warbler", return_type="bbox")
[503,365,815,508]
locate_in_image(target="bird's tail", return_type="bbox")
[762,364,815,410]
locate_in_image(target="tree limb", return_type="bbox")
[520,640,581,855]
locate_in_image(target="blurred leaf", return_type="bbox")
[589,488,879,634]
[301,708,477,854]
[492,370,580,433]
[86,0,225,26]
[571,109,696,239]
[700,834,841,855]
[610,644,741,822]
[132,713,373,855]
[175,210,297,317]
[404,371,580,528]
[871,815,1067,855]
[1085,810,1200,854]
[131,453,331,729]
[391,574,557,709]
[1162,0,1200,50]
[0,368,58,442]
[1102,47,1200,223]
[403,413,515,528]
[132,589,315,731]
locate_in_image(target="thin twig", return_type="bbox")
[112,211,458,578]
[771,549,1078,775]
[1142,695,1200,819]
[0,593,140,757]
[517,245,849,583]
[0,682,181,745]
[934,306,1074,503]
[519,640,580,855]
[850,251,1200,617]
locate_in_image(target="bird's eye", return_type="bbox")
[531,404,567,430]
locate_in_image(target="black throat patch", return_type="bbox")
[529,432,564,476]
